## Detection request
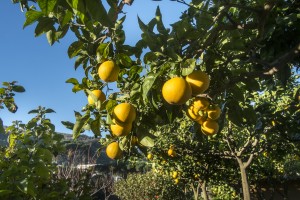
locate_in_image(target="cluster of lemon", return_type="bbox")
[162,70,221,136]
[187,97,221,135]
[88,60,137,160]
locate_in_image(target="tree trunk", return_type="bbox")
[201,181,209,200]
[237,158,251,200]
[191,183,199,200]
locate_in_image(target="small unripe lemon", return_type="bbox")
[162,77,192,105]
[98,61,120,82]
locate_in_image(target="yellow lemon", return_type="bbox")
[98,60,120,82]
[186,70,210,95]
[106,142,122,159]
[113,103,137,124]
[162,77,192,105]
[87,90,106,105]
[201,120,219,136]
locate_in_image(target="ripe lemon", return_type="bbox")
[106,142,122,159]
[193,97,210,111]
[98,60,120,82]
[172,171,178,179]
[186,71,210,95]
[187,105,202,121]
[174,178,179,184]
[207,105,221,120]
[201,120,219,136]
[168,148,176,157]
[147,153,153,160]
[110,120,132,137]
[196,115,207,125]
[162,77,192,105]
[87,90,106,105]
[113,103,136,124]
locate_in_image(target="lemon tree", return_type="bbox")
[12,0,300,199]
[0,81,25,134]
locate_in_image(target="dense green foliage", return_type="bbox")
[0,107,71,199]
[114,171,187,200]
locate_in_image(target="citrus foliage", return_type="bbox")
[11,0,300,198]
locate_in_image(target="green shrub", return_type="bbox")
[113,172,187,200]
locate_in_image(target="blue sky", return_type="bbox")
[0,0,188,135]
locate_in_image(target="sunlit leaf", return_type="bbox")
[38,0,57,15]
[23,10,43,29]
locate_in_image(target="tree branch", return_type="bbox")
[229,42,300,85]
[244,154,254,168]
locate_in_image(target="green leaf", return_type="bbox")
[277,65,291,87]
[68,41,83,58]
[90,116,101,137]
[23,10,43,29]
[143,52,157,64]
[12,85,25,93]
[66,0,86,23]
[117,53,132,68]
[20,178,35,196]
[137,131,155,147]
[114,15,126,30]
[227,101,244,126]
[138,16,150,34]
[142,72,161,102]
[34,162,50,179]
[28,109,39,114]
[4,100,18,113]
[0,190,12,196]
[96,43,111,61]
[72,111,90,139]
[65,78,79,85]
[35,18,55,37]
[106,113,113,125]
[38,0,57,15]
[61,121,74,130]
[155,6,168,34]
[181,59,196,76]
[105,99,118,114]
[46,29,55,45]
[85,0,112,27]
[61,10,73,27]
[45,108,55,113]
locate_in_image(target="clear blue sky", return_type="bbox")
[0,0,188,135]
